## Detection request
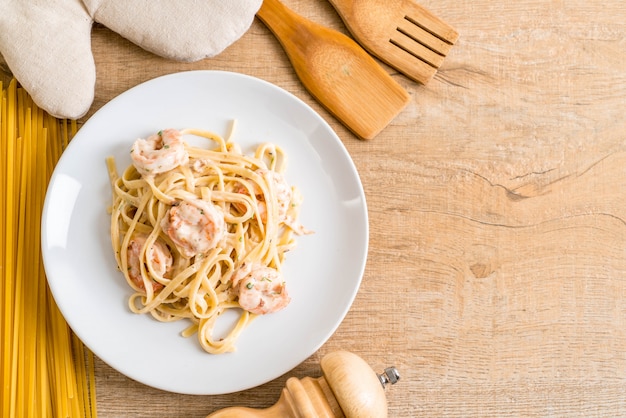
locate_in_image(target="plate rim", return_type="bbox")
[42,70,369,394]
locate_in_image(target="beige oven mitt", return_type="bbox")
[0,0,261,119]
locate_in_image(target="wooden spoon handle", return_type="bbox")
[256,0,303,48]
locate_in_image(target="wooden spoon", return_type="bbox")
[256,0,410,140]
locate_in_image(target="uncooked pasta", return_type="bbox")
[1,79,96,418]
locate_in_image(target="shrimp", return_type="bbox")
[127,233,173,292]
[236,169,292,223]
[161,198,226,258]
[131,128,189,176]
[231,263,290,315]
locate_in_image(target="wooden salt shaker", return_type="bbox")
[207,351,400,417]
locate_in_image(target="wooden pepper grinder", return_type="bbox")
[207,351,400,417]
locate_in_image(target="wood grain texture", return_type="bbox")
[3,0,626,416]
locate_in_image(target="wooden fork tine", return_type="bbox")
[404,1,459,46]
[396,17,454,57]
[384,44,438,84]
[392,20,447,68]
[390,2,458,83]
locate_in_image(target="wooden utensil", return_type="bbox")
[256,0,410,140]
[206,351,400,417]
[327,0,459,84]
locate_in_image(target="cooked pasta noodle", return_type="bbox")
[1,79,96,417]
[107,126,311,354]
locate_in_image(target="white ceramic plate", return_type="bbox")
[42,71,368,395]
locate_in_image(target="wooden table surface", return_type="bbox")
[6,0,626,416]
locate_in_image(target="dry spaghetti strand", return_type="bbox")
[0,80,97,417]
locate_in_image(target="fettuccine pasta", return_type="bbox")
[106,126,311,354]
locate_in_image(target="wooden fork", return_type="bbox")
[327,0,459,84]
